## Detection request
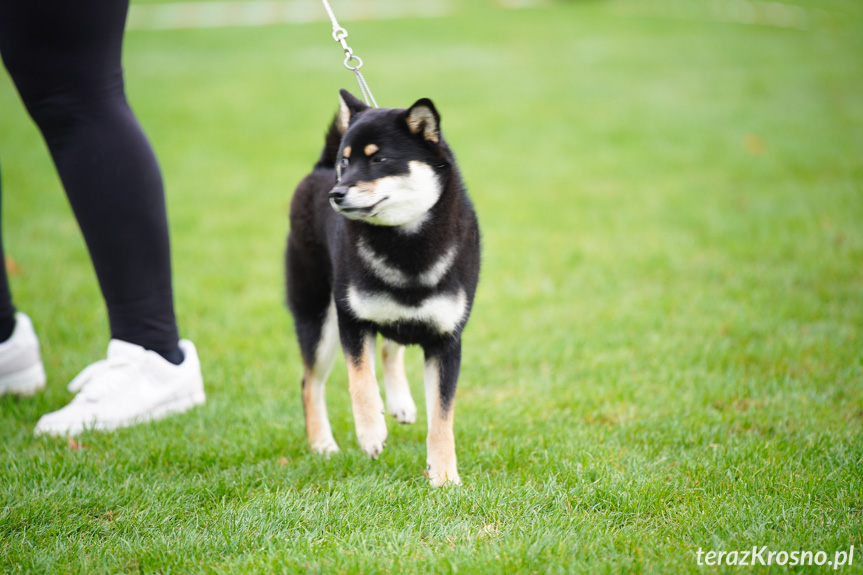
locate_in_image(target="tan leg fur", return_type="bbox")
[347,333,388,459]
[424,357,460,487]
[302,300,339,455]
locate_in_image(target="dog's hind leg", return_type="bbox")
[381,339,417,424]
[287,234,339,455]
[424,342,462,487]
[299,300,340,455]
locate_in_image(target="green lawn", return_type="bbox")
[2,0,862,572]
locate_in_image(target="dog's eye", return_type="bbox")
[372,156,387,163]
[340,157,349,169]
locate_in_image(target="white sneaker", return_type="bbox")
[0,312,47,397]
[34,339,205,436]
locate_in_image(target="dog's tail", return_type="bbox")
[315,116,342,170]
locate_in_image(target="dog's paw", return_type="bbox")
[310,439,340,457]
[356,413,388,459]
[427,464,461,488]
[386,394,417,424]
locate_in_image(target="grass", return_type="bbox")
[1,0,862,572]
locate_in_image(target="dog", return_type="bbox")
[285,89,480,486]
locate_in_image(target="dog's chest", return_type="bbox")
[345,239,466,334]
[356,238,456,288]
[346,285,468,335]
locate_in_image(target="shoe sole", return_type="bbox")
[34,389,206,436]
[0,363,47,397]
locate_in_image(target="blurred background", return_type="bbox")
[2,0,862,456]
[2,0,859,377]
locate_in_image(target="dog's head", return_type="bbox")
[329,89,451,232]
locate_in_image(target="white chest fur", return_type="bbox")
[346,284,468,335]
[357,238,457,288]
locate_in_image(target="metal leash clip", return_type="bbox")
[321,0,377,107]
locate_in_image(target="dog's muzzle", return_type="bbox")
[329,187,348,206]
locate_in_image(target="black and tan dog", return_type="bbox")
[285,90,480,486]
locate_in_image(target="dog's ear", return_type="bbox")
[405,98,441,144]
[337,89,369,134]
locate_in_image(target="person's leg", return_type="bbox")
[0,163,16,343]
[0,164,46,397]
[0,0,204,430]
[0,0,181,363]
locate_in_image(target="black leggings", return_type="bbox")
[0,0,180,354]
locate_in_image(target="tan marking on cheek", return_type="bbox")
[353,181,378,195]
[343,146,352,159]
[364,143,379,156]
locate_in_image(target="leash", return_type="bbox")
[320,0,379,108]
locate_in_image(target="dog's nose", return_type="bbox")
[328,187,347,205]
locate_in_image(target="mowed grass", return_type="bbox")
[1,0,862,572]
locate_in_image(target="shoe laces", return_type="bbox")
[67,357,139,400]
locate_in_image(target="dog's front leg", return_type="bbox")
[341,323,388,459]
[424,342,462,487]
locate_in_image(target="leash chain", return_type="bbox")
[320,0,378,108]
